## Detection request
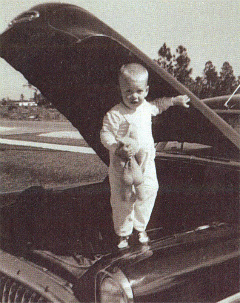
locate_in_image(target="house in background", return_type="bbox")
[18,98,37,107]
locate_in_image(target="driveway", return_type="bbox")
[0,119,95,154]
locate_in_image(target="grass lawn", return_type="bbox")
[0,146,108,193]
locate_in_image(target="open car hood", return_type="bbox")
[0,3,239,164]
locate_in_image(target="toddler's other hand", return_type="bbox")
[172,95,190,108]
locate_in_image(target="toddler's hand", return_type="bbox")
[115,145,132,160]
[115,141,136,160]
[116,149,133,160]
[172,95,190,108]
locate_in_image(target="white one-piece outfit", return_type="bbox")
[100,98,173,237]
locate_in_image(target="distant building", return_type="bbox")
[18,101,37,107]
[8,99,37,107]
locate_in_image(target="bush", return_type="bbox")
[0,105,67,121]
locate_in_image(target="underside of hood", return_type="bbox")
[0,3,239,165]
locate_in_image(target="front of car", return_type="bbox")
[72,222,238,303]
[0,3,239,303]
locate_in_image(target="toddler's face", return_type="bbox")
[119,76,149,110]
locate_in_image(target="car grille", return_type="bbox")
[0,272,48,303]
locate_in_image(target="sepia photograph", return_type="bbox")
[0,0,239,302]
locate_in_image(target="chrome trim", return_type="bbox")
[0,272,47,303]
[9,10,40,27]
[224,84,240,108]
[0,250,80,303]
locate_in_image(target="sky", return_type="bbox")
[0,0,239,100]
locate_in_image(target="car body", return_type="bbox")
[0,3,239,303]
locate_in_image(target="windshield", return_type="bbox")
[156,97,240,161]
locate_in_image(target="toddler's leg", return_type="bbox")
[133,159,159,232]
[109,166,135,237]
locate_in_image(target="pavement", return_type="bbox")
[0,119,96,154]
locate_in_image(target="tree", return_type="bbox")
[201,61,219,98]
[1,98,7,106]
[24,82,52,107]
[36,93,52,107]
[219,62,237,95]
[189,76,204,98]
[156,43,174,75]
[156,43,193,86]
[173,45,192,86]
[156,43,239,98]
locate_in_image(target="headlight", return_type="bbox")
[100,277,127,303]
[98,268,134,303]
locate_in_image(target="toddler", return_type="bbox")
[100,63,190,249]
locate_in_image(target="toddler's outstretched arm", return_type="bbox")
[172,95,190,108]
[152,95,190,115]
